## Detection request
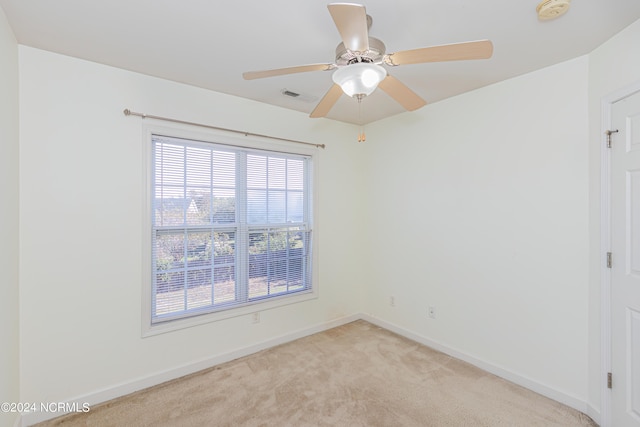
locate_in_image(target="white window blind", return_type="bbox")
[151,135,313,323]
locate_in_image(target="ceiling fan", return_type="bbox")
[243,3,493,121]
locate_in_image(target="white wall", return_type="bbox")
[16,18,640,424]
[363,56,590,408]
[0,6,20,427]
[587,18,640,415]
[18,46,365,416]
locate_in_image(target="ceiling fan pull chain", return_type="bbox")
[357,94,366,142]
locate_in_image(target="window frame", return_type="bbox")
[141,123,318,337]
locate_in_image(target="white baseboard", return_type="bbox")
[21,312,597,426]
[20,313,360,426]
[586,403,601,425]
[360,313,596,420]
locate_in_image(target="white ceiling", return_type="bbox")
[2,0,639,124]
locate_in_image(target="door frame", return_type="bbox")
[600,80,640,427]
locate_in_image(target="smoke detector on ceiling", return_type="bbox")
[536,0,571,20]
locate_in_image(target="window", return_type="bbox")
[150,134,313,325]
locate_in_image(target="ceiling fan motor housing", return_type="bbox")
[335,37,386,66]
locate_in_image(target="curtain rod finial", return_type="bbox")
[123,109,131,116]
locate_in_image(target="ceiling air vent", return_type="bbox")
[282,90,300,98]
[536,0,571,20]
[281,89,318,103]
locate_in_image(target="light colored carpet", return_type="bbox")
[36,320,597,426]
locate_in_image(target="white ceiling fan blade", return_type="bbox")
[384,40,493,66]
[243,64,335,80]
[377,75,427,111]
[327,3,370,53]
[310,84,343,118]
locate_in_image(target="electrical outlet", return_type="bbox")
[390,296,395,307]
[428,306,436,319]
[252,312,260,324]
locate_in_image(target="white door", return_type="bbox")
[611,90,640,426]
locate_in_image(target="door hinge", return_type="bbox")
[607,252,612,268]
[606,129,619,148]
[608,372,613,389]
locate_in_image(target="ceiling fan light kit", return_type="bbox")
[243,3,494,136]
[536,0,571,20]
[332,63,386,97]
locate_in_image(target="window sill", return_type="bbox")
[142,289,317,337]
